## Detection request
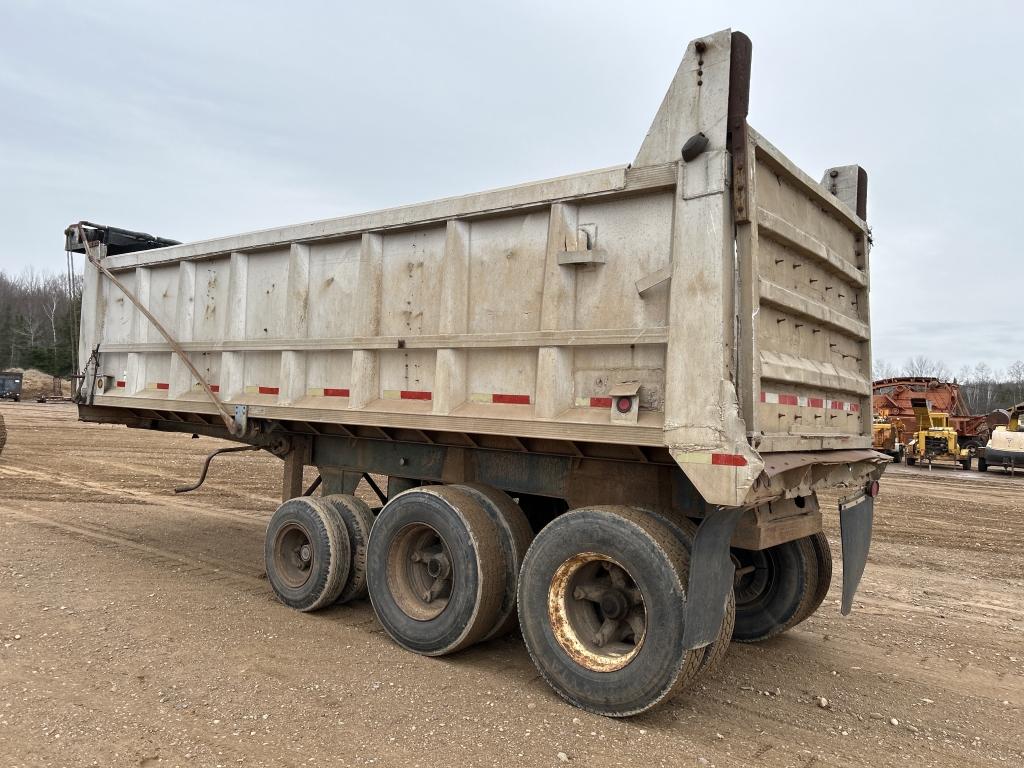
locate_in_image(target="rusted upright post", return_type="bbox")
[282,436,312,501]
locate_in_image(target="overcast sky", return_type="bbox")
[1,1,1020,373]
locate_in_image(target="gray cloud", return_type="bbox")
[1,0,1020,371]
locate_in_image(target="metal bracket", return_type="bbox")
[681,506,744,649]
[233,405,249,436]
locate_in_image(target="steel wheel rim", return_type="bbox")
[386,523,454,621]
[732,549,773,607]
[548,553,647,672]
[274,522,315,589]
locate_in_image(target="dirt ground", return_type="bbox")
[1,403,1021,768]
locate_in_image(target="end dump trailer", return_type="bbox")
[69,29,885,716]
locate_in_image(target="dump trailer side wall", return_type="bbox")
[74,29,878,509]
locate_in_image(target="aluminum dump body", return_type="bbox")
[73,29,880,508]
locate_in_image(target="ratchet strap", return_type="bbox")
[75,222,241,436]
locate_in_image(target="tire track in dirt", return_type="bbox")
[2,505,269,595]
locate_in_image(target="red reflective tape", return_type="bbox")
[258,386,279,395]
[808,397,824,408]
[115,380,126,388]
[711,453,748,467]
[590,396,613,408]
[830,400,843,410]
[492,393,530,405]
[778,393,799,406]
[155,382,169,391]
[323,388,350,397]
[759,391,767,402]
[401,390,432,401]
[210,385,220,393]
[850,403,860,412]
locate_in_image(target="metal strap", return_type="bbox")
[75,222,241,436]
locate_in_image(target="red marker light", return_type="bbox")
[616,396,633,414]
[867,480,880,498]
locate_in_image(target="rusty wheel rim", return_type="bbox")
[386,523,454,621]
[548,553,647,672]
[273,522,315,589]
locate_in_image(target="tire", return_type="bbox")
[366,485,504,656]
[321,494,376,604]
[452,483,534,640]
[643,510,734,677]
[977,457,988,472]
[517,506,701,717]
[782,532,833,630]
[731,538,813,643]
[906,457,917,466]
[265,497,351,612]
[0,413,6,455]
[960,458,972,471]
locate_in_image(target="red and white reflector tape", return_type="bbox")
[382,390,432,401]
[307,387,350,397]
[470,392,531,405]
[575,396,613,408]
[761,391,860,413]
[244,385,280,395]
[674,451,749,467]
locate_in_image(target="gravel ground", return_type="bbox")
[1,402,1022,767]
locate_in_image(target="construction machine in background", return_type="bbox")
[871,415,904,462]
[977,402,1024,473]
[873,377,989,455]
[904,397,972,470]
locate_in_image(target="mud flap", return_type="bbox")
[682,507,744,650]
[839,492,874,615]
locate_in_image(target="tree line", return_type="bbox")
[874,355,1024,415]
[0,268,82,377]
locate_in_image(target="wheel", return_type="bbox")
[0,413,6,455]
[960,458,972,470]
[782,532,832,631]
[731,538,813,643]
[517,506,701,717]
[321,494,376,604]
[452,483,533,640]
[265,497,351,612]
[366,485,504,656]
[906,457,917,466]
[977,457,988,472]
[643,510,734,677]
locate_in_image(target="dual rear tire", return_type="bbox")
[265,487,824,716]
[266,484,534,653]
[731,532,832,642]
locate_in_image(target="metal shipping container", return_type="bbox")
[69,28,886,716]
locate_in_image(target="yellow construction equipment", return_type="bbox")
[871,415,904,463]
[904,397,972,470]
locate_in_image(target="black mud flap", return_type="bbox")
[839,491,874,615]
[681,507,744,650]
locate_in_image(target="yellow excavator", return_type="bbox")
[977,401,1024,473]
[904,397,972,470]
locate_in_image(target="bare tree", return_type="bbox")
[904,355,951,380]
